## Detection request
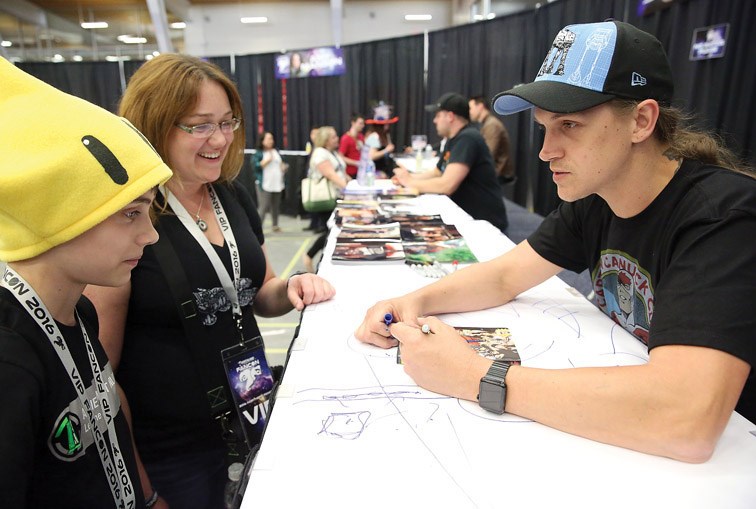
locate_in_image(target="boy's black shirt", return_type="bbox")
[0,288,145,508]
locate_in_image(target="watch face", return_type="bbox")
[479,379,506,415]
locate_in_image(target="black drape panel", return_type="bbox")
[341,35,427,151]
[235,53,279,149]
[205,56,232,80]
[233,35,424,151]
[630,0,755,165]
[17,61,123,113]
[14,0,754,216]
[426,0,755,215]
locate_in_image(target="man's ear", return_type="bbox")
[632,99,660,144]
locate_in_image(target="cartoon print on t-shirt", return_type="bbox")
[193,277,257,326]
[592,251,653,344]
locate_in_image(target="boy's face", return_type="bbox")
[54,190,158,288]
[534,103,636,204]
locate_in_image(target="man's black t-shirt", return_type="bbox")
[528,160,756,422]
[438,125,508,232]
[0,290,145,508]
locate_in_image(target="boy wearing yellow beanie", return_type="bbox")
[0,57,172,508]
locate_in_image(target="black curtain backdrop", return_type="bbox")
[17,61,124,113]
[16,0,755,216]
[426,0,755,214]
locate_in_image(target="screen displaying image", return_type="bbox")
[275,47,346,79]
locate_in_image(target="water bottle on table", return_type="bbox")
[365,160,376,187]
[357,145,371,185]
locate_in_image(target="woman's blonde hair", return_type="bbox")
[610,99,752,176]
[314,126,336,149]
[119,54,246,184]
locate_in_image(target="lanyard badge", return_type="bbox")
[221,335,275,449]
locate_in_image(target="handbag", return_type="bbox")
[301,175,337,212]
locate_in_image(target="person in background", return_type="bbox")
[365,101,398,178]
[469,95,515,183]
[84,54,335,509]
[356,21,755,463]
[304,125,323,232]
[0,58,172,509]
[339,113,366,178]
[254,131,287,232]
[393,92,508,233]
[302,126,349,272]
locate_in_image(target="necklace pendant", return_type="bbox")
[196,218,208,232]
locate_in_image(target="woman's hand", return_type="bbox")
[286,273,336,311]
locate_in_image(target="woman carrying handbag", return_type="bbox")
[302,126,349,272]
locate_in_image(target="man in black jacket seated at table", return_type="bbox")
[393,93,508,233]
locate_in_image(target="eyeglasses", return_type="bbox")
[175,118,241,138]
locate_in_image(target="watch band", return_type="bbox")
[486,360,511,381]
[478,360,511,415]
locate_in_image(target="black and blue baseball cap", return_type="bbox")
[493,20,674,115]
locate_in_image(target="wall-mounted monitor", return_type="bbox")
[275,46,346,79]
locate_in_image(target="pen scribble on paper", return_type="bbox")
[519,340,555,362]
[319,411,371,440]
[531,298,582,337]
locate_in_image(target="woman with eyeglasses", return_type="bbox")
[84,54,335,509]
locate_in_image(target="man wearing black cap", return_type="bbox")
[393,92,508,232]
[356,21,755,462]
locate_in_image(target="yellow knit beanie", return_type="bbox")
[0,58,172,261]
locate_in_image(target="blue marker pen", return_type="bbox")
[384,313,393,328]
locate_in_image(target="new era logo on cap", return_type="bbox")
[631,72,647,86]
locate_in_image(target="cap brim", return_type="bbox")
[493,81,615,115]
[366,117,399,125]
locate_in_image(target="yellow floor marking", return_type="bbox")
[279,238,312,279]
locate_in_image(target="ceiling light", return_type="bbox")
[487,13,496,20]
[72,55,83,62]
[170,22,186,29]
[121,36,147,44]
[405,14,432,21]
[52,54,65,63]
[240,17,268,24]
[1,40,12,47]
[81,21,109,29]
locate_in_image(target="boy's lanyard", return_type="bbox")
[1,267,136,509]
[161,184,245,340]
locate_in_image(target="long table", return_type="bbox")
[244,192,756,508]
